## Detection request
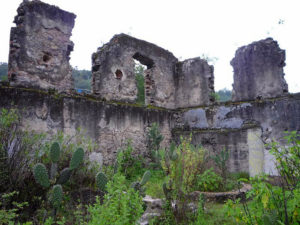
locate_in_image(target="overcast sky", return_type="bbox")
[0,0,299,92]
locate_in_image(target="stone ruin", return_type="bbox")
[1,0,300,176]
[8,0,76,92]
[92,34,214,109]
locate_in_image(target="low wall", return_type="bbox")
[0,85,173,164]
[174,93,300,175]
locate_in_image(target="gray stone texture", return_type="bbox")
[92,34,215,109]
[0,86,173,164]
[8,0,76,92]
[175,57,215,108]
[177,93,300,174]
[231,38,288,101]
[92,34,178,108]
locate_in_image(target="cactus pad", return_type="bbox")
[70,147,84,170]
[50,142,60,163]
[140,170,151,186]
[51,184,63,209]
[57,167,72,184]
[33,163,50,188]
[96,172,108,191]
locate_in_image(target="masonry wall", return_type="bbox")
[0,85,173,164]
[231,38,288,101]
[92,34,215,109]
[8,0,76,92]
[175,57,215,108]
[92,34,178,108]
[175,93,300,175]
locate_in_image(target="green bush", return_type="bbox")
[161,135,207,222]
[115,141,144,181]
[196,168,222,192]
[224,132,300,225]
[87,174,143,225]
[147,123,164,168]
[0,191,29,225]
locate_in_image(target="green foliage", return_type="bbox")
[0,191,29,225]
[192,195,206,225]
[211,148,229,187]
[0,62,8,81]
[216,88,232,102]
[131,170,151,196]
[51,185,63,210]
[87,174,143,225]
[115,141,143,180]
[148,123,164,168]
[69,147,84,170]
[95,172,108,192]
[57,168,72,185]
[196,168,222,192]
[161,135,207,222]
[72,67,92,91]
[210,92,220,102]
[33,163,50,188]
[224,132,300,225]
[144,169,166,198]
[141,170,151,186]
[33,141,85,219]
[50,142,60,163]
[135,64,145,105]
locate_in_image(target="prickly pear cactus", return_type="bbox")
[57,167,72,185]
[140,170,151,186]
[70,147,84,170]
[96,172,108,191]
[51,184,63,209]
[50,163,57,180]
[33,163,50,188]
[50,142,60,163]
[131,181,141,190]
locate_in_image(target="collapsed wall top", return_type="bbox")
[231,38,288,101]
[8,0,76,92]
[92,34,215,109]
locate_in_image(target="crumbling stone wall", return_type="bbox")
[92,34,178,108]
[8,0,76,92]
[231,38,288,101]
[175,93,300,175]
[3,0,300,176]
[175,57,215,108]
[92,34,215,109]
[0,86,173,164]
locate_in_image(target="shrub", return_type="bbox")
[0,191,29,225]
[196,168,222,192]
[147,123,164,168]
[0,108,46,192]
[161,135,207,222]
[115,141,144,181]
[87,174,144,225]
[224,132,300,225]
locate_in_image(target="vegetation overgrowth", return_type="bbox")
[0,108,299,224]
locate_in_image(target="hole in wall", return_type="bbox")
[115,69,123,79]
[133,52,154,69]
[133,58,148,105]
[42,53,51,63]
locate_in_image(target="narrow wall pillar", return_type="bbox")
[8,0,76,92]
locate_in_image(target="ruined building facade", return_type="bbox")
[1,0,300,176]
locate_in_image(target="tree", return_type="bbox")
[0,62,8,81]
[216,88,232,102]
